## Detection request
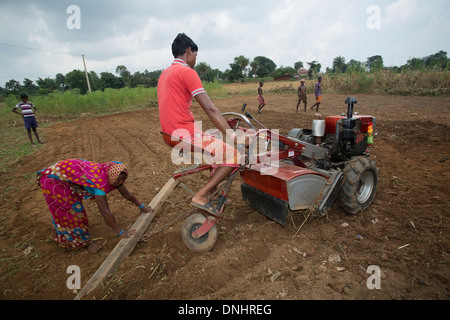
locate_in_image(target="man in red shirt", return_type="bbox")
[158,33,246,216]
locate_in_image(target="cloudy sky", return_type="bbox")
[1,0,449,87]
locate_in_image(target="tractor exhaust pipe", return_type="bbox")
[340,97,358,151]
[345,97,357,118]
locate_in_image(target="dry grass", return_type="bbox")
[325,70,450,96]
[222,70,450,97]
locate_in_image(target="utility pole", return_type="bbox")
[82,54,92,93]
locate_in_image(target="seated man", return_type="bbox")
[158,33,249,216]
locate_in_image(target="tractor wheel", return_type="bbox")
[181,213,218,253]
[338,156,378,215]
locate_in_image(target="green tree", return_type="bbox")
[402,51,448,71]
[115,65,131,87]
[65,69,88,94]
[249,61,258,78]
[195,62,211,80]
[144,69,163,87]
[22,78,37,93]
[332,56,346,73]
[100,72,123,90]
[129,69,162,87]
[307,61,321,79]
[5,79,21,93]
[36,77,58,94]
[234,55,250,80]
[346,59,365,74]
[224,63,244,82]
[251,56,277,78]
[294,61,304,70]
[404,57,425,71]
[271,66,297,78]
[366,55,384,72]
[55,73,67,91]
[424,50,448,70]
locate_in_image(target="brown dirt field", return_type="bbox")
[0,93,449,300]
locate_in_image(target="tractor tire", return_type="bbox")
[338,156,378,215]
[181,213,218,253]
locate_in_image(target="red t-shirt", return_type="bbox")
[158,59,205,137]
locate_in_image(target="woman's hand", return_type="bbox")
[118,229,137,238]
[140,205,154,214]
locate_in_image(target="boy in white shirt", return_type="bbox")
[12,93,45,145]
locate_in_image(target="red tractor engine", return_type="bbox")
[238,97,378,225]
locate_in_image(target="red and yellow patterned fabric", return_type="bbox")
[36,159,128,250]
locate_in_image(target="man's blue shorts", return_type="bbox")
[24,116,38,130]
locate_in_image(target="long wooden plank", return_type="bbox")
[74,178,179,300]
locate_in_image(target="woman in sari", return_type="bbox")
[36,159,153,253]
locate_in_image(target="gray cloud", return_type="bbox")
[1,0,449,86]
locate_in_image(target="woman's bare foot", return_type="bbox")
[86,242,101,253]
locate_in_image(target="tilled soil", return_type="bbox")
[0,93,448,300]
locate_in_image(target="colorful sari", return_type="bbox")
[37,159,127,250]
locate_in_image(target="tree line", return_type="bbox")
[2,50,448,96]
[328,50,449,74]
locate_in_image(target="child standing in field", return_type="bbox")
[296,79,307,112]
[12,93,45,145]
[257,82,265,114]
[310,76,322,112]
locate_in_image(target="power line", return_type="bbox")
[0,42,80,56]
[0,42,90,88]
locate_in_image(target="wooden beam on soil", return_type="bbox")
[74,177,179,300]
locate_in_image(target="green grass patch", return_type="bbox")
[0,124,45,174]
[1,86,159,126]
[0,83,225,173]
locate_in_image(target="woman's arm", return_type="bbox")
[95,195,137,237]
[117,184,153,213]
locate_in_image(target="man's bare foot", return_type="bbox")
[192,195,209,206]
